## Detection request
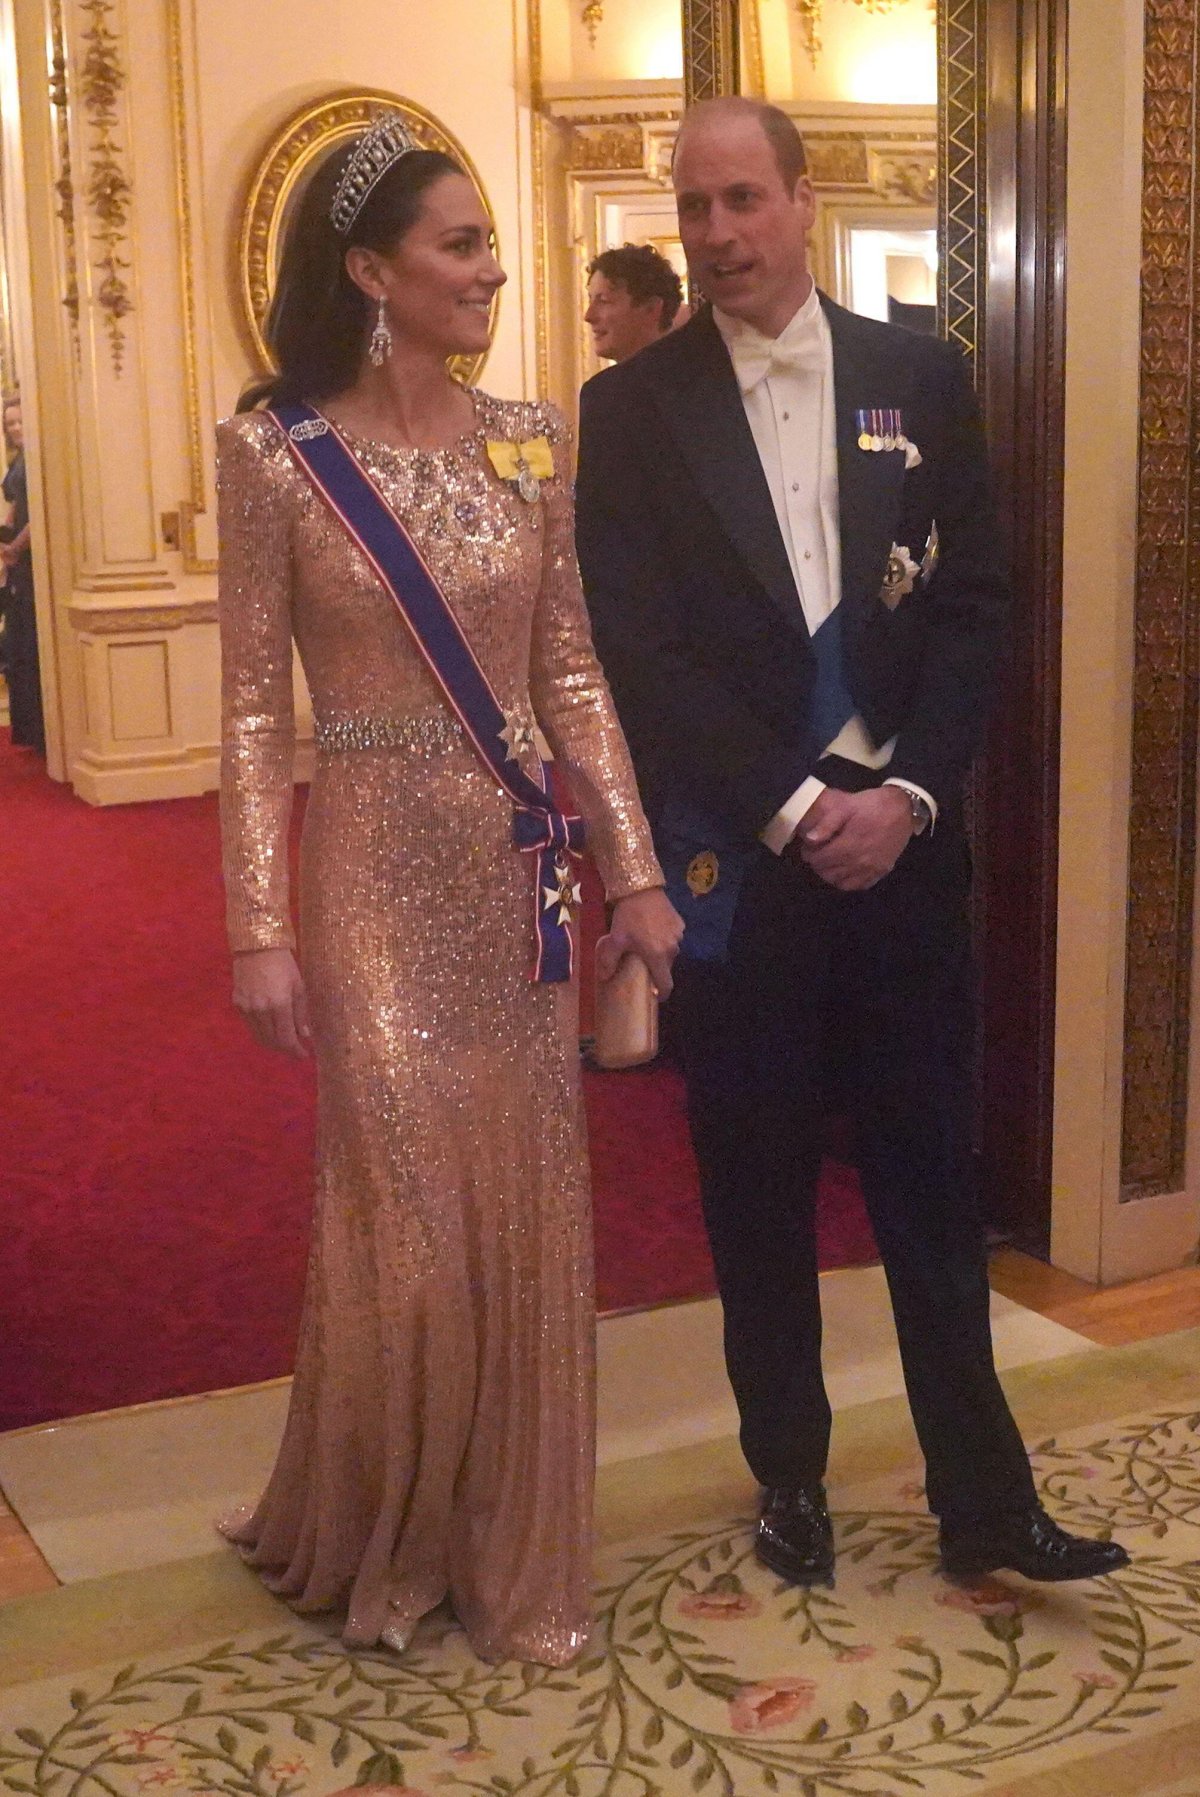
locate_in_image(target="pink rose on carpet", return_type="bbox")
[936,1577,1040,1618]
[107,1728,176,1754]
[729,1678,817,1734]
[679,1573,763,1621]
[833,1643,876,1663]
[325,1786,429,1797]
[1074,1670,1119,1690]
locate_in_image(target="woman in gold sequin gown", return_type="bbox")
[217,125,678,1665]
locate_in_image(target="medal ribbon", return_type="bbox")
[268,402,584,984]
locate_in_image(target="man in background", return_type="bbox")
[585,243,685,364]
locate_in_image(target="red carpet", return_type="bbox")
[0,733,876,1430]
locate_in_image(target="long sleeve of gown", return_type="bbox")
[528,407,662,902]
[217,417,297,953]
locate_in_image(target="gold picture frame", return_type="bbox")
[237,88,500,386]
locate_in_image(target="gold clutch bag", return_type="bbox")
[591,950,659,1070]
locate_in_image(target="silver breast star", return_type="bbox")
[498,709,536,760]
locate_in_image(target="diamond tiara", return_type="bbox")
[329,113,421,236]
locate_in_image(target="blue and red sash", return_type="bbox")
[268,400,584,984]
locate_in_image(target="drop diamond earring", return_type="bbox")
[369,295,393,367]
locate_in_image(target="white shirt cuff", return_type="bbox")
[883,777,938,827]
[761,775,827,854]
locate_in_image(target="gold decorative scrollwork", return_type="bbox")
[238,90,500,387]
[78,0,134,374]
[582,1,604,45]
[1120,0,1200,1199]
[48,0,80,351]
[564,123,648,171]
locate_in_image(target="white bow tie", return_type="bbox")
[728,325,826,394]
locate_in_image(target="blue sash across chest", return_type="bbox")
[268,401,585,985]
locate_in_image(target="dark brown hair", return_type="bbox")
[237,138,464,412]
[587,243,684,328]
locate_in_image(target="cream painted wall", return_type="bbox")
[550,0,683,84]
[194,0,536,421]
[15,0,540,802]
[756,0,936,107]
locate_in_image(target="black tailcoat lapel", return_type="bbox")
[642,309,807,638]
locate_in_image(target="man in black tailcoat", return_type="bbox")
[575,97,1126,1588]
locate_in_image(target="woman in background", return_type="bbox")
[1,393,45,755]
[217,116,679,1664]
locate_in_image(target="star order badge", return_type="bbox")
[543,855,582,927]
[880,544,921,610]
[498,708,536,760]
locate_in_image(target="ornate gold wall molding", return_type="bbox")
[564,122,647,169]
[77,0,133,374]
[1120,0,1200,1199]
[67,598,217,632]
[48,0,80,350]
[742,0,766,94]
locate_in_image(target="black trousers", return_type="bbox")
[667,819,1036,1522]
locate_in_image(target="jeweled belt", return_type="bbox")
[314,715,465,754]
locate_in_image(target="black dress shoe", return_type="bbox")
[940,1503,1130,1583]
[755,1484,836,1586]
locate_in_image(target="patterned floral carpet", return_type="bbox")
[4,1348,1200,1796]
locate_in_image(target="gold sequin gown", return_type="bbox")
[216,394,660,1665]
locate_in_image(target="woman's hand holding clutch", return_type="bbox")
[597,887,683,998]
[593,887,682,1070]
[232,947,312,1058]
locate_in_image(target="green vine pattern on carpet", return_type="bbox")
[3,1408,1200,1797]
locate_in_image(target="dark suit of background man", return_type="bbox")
[575,96,1127,1590]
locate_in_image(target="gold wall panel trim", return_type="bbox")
[77,0,134,373]
[164,0,216,574]
[1120,0,1200,1199]
[937,0,984,369]
[238,89,499,391]
[68,599,217,630]
[526,0,549,395]
[743,0,766,96]
[165,0,202,514]
[682,0,740,106]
